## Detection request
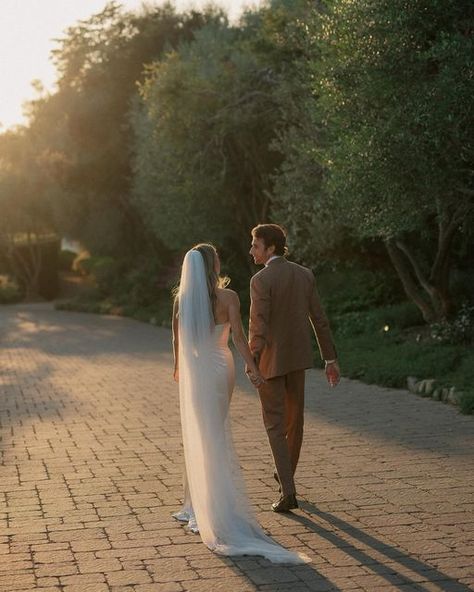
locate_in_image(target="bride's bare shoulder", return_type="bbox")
[217,287,238,299]
[216,288,240,308]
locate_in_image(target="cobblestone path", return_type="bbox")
[1,304,473,592]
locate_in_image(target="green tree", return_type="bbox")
[26,2,211,258]
[316,0,474,321]
[270,1,353,267]
[133,22,270,271]
[132,1,311,275]
[0,130,57,298]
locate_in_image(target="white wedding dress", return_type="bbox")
[173,250,310,564]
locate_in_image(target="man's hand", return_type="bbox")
[247,371,265,388]
[325,361,340,388]
[245,355,264,388]
[173,367,179,383]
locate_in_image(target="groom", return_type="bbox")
[248,224,340,512]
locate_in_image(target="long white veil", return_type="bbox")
[177,249,310,563]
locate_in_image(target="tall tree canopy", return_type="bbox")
[274,0,474,321]
[132,1,308,274]
[25,2,213,257]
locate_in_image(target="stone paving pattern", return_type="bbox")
[0,303,473,592]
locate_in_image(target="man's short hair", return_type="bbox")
[252,224,288,256]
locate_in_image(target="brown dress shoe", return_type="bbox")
[271,493,298,513]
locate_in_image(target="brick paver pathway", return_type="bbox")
[1,304,473,592]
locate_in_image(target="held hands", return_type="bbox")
[248,370,265,388]
[325,360,340,388]
[245,356,265,389]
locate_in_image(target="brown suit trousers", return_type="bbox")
[249,257,336,496]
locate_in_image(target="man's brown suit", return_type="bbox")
[249,257,336,496]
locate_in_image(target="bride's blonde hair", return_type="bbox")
[174,243,229,319]
[192,243,230,317]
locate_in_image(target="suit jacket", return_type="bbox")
[249,257,336,379]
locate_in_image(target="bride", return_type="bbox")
[171,243,310,564]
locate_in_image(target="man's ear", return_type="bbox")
[267,245,275,256]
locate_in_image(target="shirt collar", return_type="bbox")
[265,255,281,267]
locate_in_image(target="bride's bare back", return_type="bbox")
[214,288,259,375]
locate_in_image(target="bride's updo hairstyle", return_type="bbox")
[191,243,230,318]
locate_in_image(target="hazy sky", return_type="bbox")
[0,0,263,130]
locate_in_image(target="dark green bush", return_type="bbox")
[0,275,23,304]
[318,267,404,316]
[332,302,423,337]
[58,249,77,272]
[443,350,474,395]
[336,332,463,388]
[117,261,169,308]
[83,256,123,296]
[459,391,474,415]
[430,303,474,345]
[80,255,171,307]
[55,255,174,325]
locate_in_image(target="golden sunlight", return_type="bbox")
[0,0,261,130]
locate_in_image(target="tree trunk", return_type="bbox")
[383,201,466,323]
[8,240,43,301]
[428,210,463,318]
[385,241,438,323]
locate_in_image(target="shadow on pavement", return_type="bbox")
[219,553,341,592]
[0,304,172,359]
[235,360,474,458]
[283,500,471,591]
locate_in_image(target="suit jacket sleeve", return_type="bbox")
[249,274,270,359]
[309,274,337,361]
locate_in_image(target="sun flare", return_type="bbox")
[0,0,260,130]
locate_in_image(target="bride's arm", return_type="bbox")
[172,297,179,382]
[228,291,264,384]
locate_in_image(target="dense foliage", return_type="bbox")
[274,0,474,322]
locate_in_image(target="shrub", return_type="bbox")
[54,255,174,326]
[0,275,23,304]
[116,261,169,308]
[430,303,474,345]
[80,256,123,296]
[332,302,423,337]
[443,350,474,399]
[459,391,474,415]
[318,267,404,316]
[335,332,463,389]
[58,249,77,272]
